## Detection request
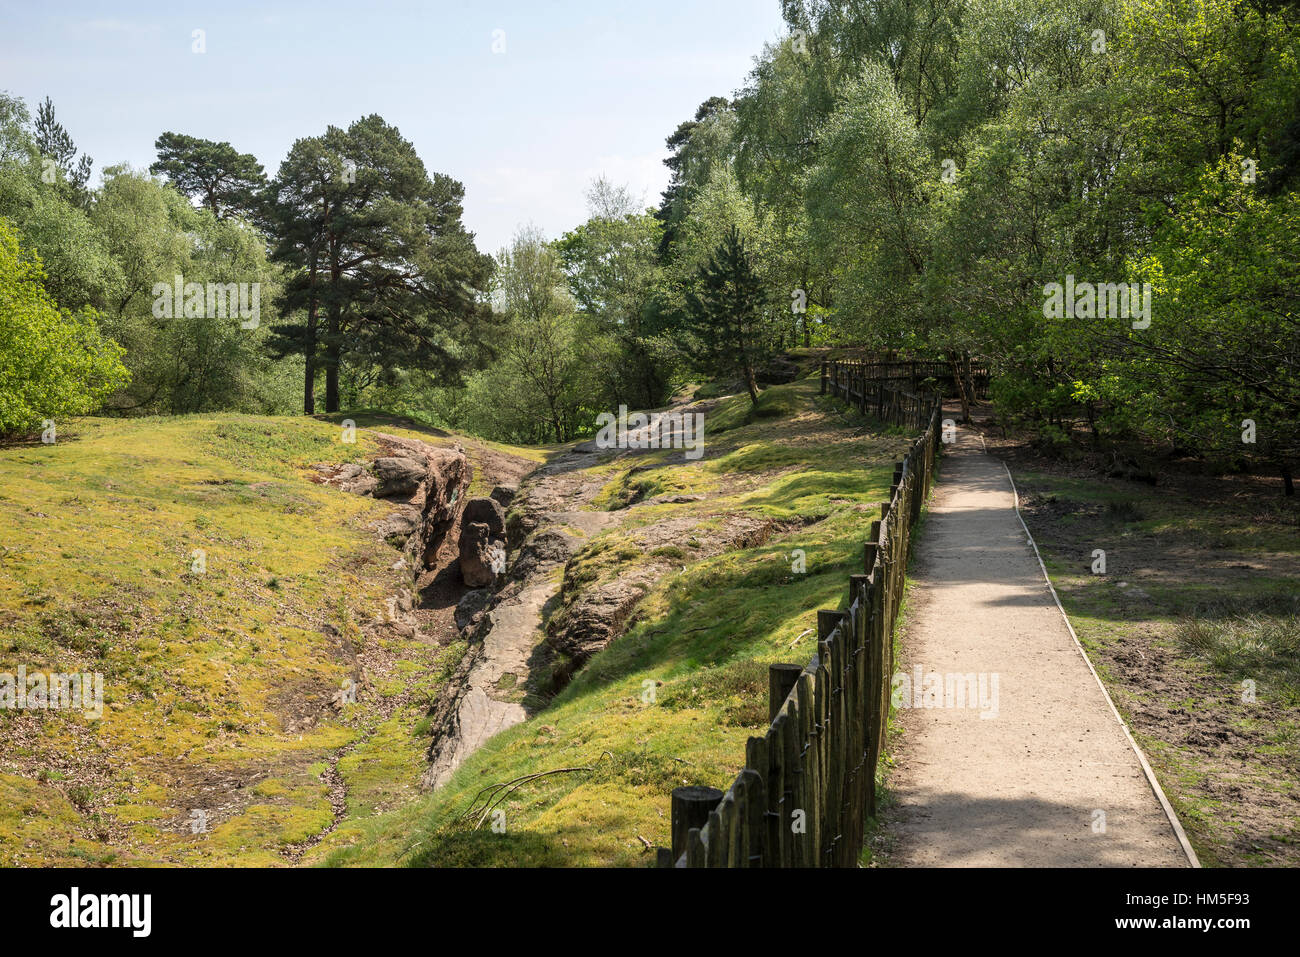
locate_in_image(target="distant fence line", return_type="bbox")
[821,357,990,403]
[662,362,944,867]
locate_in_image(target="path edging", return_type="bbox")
[996,455,1201,868]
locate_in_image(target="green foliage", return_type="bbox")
[150,131,267,221]
[457,226,610,444]
[91,165,292,415]
[672,0,1300,487]
[681,225,773,404]
[1122,162,1300,472]
[557,179,672,410]
[0,218,128,435]
[33,96,92,205]
[265,114,495,414]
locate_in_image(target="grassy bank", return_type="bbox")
[0,412,538,865]
[321,377,915,867]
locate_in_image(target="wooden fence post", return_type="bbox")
[864,520,881,573]
[686,827,706,867]
[769,663,803,723]
[817,609,846,643]
[671,786,723,864]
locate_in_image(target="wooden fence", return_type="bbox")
[663,363,944,867]
[821,357,990,401]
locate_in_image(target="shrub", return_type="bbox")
[0,218,128,436]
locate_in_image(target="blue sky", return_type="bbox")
[0,0,788,253]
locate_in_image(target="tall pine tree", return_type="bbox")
[265,115,495,414]
[33,97,92,205]
[682,225,771,405]
[150,132,267,221]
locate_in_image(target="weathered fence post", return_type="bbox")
[686,827,706,867]
[769,663,803,722]
[817,609,846,643]
[671,786,723,864]
[864,520,881,573]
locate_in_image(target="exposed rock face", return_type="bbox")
[457,496,508,587]
[508,527,577,581]
[462,497,505,538]
[542,513,813,679]
[374,507,420,543]
[409,447,472,570]
[459,522,503,587]
[316,462,379,496]
[546,577,653,679]
[454,588,493,634]
[315,438,472,573]
[489,484,517,508]
[373,456,428,498]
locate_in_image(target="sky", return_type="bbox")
[0,0,788,253]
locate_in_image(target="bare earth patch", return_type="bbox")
[973,408,1300,866]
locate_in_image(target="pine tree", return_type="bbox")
[33,97,92,203]
[264,115,495,414]
[150,133,267,221]
[682,225,771,405]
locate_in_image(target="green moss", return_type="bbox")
[0,413,479,866]
[323,378,911,867]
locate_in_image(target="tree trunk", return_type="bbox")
[325,260,341,414]
[304,354,315,415]
[948,351,971,423]
[325,347,340,413]
[304,289,319,414]
[742,352,760,406]
[548,396,564,444]
[303,260,320,414]
[1283,462,1295,497]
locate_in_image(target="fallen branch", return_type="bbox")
[461,766,596,830]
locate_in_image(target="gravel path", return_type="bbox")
[883,422,1195,867]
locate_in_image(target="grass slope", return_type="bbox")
[0,412,537,866]
[324,378,915,867]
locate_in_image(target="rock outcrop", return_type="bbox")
[462,496,506,538]
[406,447,471,570]
[546,576,653,679]
[372,455,427,497]
[315,437,472,573]
[454,588,493,634]
[457,497,507,587]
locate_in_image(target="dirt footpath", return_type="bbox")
[881,421,1195,867]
